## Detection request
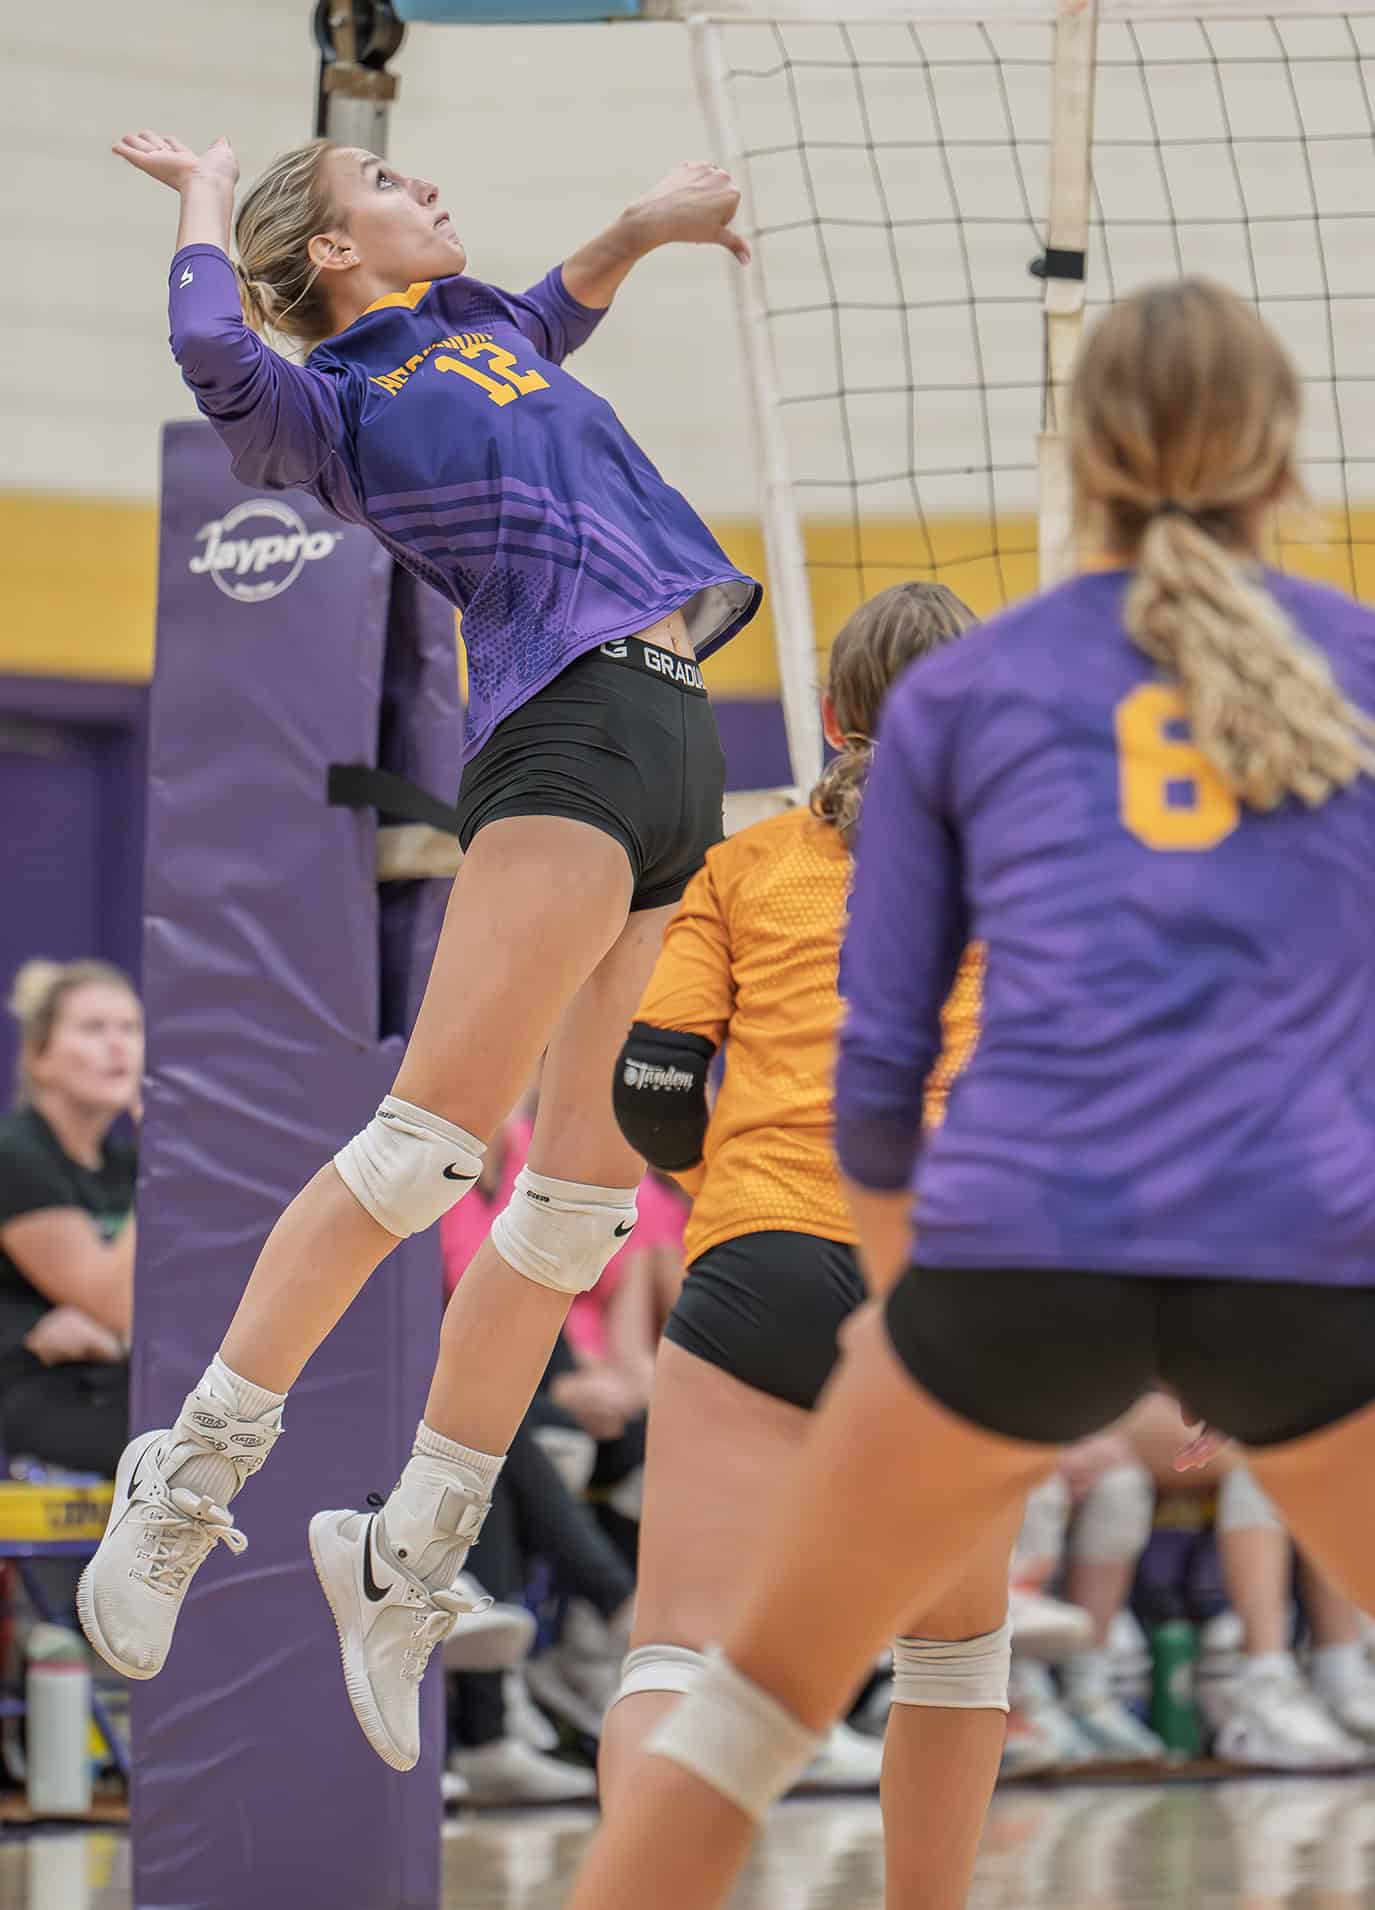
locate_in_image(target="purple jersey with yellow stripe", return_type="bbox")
[836,568,1375,1286]
[167,245,760,758]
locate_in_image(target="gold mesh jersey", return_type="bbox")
[635,804,983,1266]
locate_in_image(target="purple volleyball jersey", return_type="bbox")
[167,245,760,758]
[836,568,1375,1286]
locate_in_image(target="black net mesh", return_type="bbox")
[717,12,1375,664]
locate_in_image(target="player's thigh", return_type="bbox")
[527,899,679,1188]
[391,814,633,1136]
[894,1495,1024,1644]
[632,1338,810,1652]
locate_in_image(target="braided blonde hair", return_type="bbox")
[1071,279,1375,810]
[810,581,977,845]
[8,959,138,1107]
[233,139,342,346]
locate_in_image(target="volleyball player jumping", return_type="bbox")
[80,129,757,1774]
[565,278,1375,1910]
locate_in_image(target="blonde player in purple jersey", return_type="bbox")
[566,278,1375,1910]
[79,128,759,1775]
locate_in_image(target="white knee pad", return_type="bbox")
[490,1167,638,1295]
[610,1643,707,1712]
[891,1622,1011,1713]
[647,1648,824,1823]
[1070,1461,1156,1563]
[1216,1463,1285,1535]
[333,1095,485,1238]
[1016,1474,1070,1569]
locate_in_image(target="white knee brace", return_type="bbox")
[611,1643,707,1712]
[333,1096,485,1238]
[647,1649,824,1822]
[1016,1474,1070,1569]
[891,1622,1011,1713]
[490,1167,638,1296]
[1216,1463,1285,1534]
[1070,1461,1156,1563]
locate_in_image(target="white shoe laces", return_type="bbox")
[401,1586,471,1683]
[138,1489,247,1595]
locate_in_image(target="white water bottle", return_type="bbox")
[26,1624,92,1815]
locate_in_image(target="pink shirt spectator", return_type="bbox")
[439,1118,688,1361]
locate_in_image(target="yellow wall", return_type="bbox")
[2,490,1371,691]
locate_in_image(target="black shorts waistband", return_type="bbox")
[595,636,707,696]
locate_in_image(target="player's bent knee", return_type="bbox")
[490,1167,638,1295]
[333,1095,485,1238]
[610,1643,707,1711]
[647,1648,823,1821]
[891,1622,1012,1713]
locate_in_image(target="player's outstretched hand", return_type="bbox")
[626,160,751,264]
[113,131,239,194]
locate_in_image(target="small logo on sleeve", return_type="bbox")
[179,267,194,288]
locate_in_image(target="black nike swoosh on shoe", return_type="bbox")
[128,1452,147,1501]
[363,1516,393,1602]
[613,1220,636,1237]
[443,1164,478,1182]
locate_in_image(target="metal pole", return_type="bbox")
[314,1,406,153]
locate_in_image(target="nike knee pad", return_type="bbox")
[1070,1461,1155,1563]
[333,1095,484,1239]
[891,1622,1011,1713]
[490,1168,638,1296]
[1216,1463,1285,1534]
[610,1643,707,1712]
[646,1648,823,1822]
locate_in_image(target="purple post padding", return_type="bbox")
[131,423,461,1910]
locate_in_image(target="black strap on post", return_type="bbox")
[327,763,462,837]
[1030,248,1087,283]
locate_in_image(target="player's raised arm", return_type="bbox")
[557,160,751,313]
[112,129,346,492]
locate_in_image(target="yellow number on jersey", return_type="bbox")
[1114,683,1241,852]
[434,336,550,409]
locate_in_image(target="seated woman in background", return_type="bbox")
[0,961,142,1476]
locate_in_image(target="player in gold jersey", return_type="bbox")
[600,584,1015,1910]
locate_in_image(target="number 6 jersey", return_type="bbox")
[167,244,760,760]
[835,567,1375,1286]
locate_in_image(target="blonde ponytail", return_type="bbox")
[233,139,340,347]
[1072,278,1375,812]
[1127,513,1375,810]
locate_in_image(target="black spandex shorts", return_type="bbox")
[456,637,726,912]
[663,1231,866,1411]
[885,1265,1375,1449]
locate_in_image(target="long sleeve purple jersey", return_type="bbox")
[167,244,761,759]
[836,568,1375,1287]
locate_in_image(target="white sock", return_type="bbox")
[1243,1649,1297,1686]
[381,1421,504,1590]
[1063,1646,1112,1704]
[168,1355,286,1505]
[1311,1641,1368,1703]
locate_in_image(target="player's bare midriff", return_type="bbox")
[635,608,696,662]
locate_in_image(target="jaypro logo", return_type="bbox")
[189,499,342,604]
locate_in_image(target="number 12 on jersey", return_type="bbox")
[1114,684,1240,851]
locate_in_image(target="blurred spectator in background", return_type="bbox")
[0,961,141,1476]
[1128,1395,1375,1770]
